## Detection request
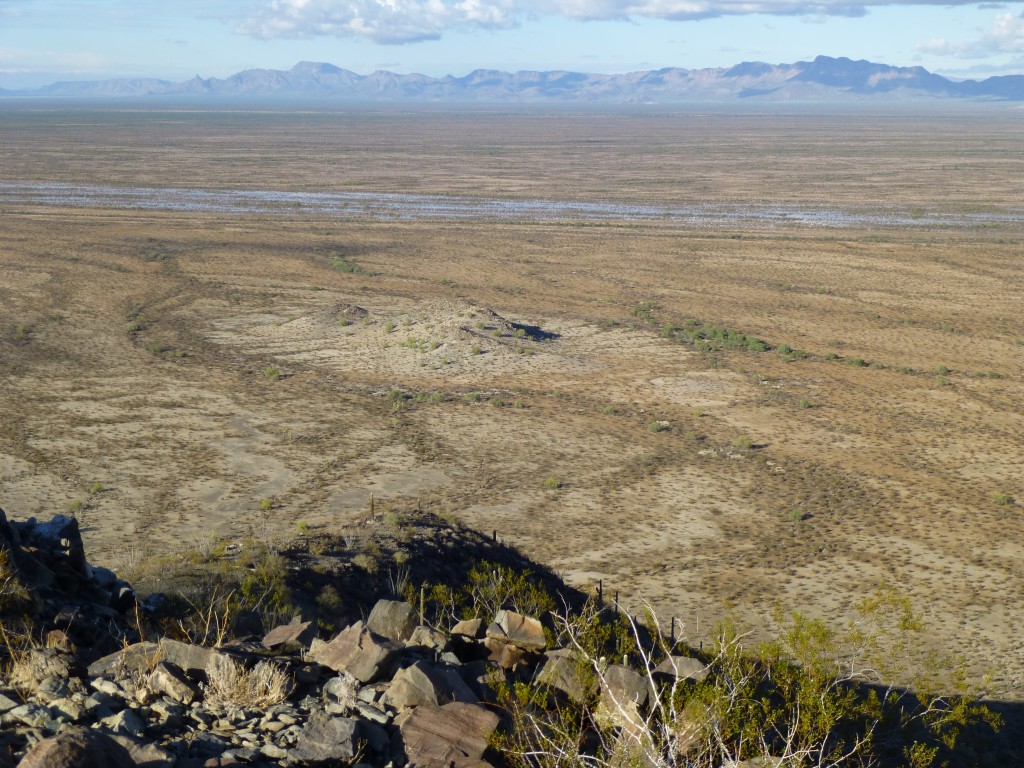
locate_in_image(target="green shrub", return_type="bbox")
[542,476,562,490]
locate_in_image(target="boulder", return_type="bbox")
[13,647,80,687]
[291,711,359,763]
[535,649,595,704]
[367,599,417,642]
[451,618,484,639]
[396,702,500,767]
[158,637,222,679]
[148,661,202,705]
[408,625,449,651]
[653,655,708,683]
[486,610,546,651]
[310,621,401,683]
[18,726,136,768]
[262,615,317,651]
[383,661,477,709]
[86,641,160,679]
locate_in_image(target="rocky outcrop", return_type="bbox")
[0,509,710,768]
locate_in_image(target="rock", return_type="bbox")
[158,638,222,679]
[408,625,448,651]
[109,734,177,767]
[292,711,359,762]
[366,599,417,643]
[535,649,595,703]
[653,655,708,683]
[487,610,546,651]
[322,672,359,712]
[262,615,317,651]
[148,660,202,705]
[101,707,147,737]
[13,647,80,687]
[4,703,61,732]
[48,697,85,723]
[33,675,70,703]
[601,664,650,708]
[451,618,484,639]
[396,701,500,767]
[18,726,136,768]
[481,636,528,669]
[0,692,19,713]
[310,621,401,682]
[384,661,478,710]
[86,641,160,679]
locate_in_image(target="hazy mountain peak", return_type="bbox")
[4,58,1022,102]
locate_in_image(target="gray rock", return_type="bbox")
[102,707,146,737]
[148,661,201,705]
[366,599,417,642]
[48,697,85,723]
[310,621,401,682]
[654,655,708,683]
[33,676,70,703]
[14,647,79,687]
[292,711,359,762]
[86,642,160,680]
[5,703,61,732]
[396,701,500,766]
[158,637,222,679]
[536,649,595,703]
[602,664,650,708]
[18,726,136,768]
[0,691,18,713]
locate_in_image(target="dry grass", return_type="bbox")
[205,655,292,708]
[0,106,1022,699]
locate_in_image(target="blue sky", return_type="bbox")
[2,0,1023,88]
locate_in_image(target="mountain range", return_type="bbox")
[3,56,1023,103]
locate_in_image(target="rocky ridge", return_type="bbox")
[0,506,681,767]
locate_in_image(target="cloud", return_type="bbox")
[916,10,1024,57]
[240,0,983,43]
[240,0,519,43]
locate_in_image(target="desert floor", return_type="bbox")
[1,104,1022,698]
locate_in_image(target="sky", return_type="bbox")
[2,0,1024,89]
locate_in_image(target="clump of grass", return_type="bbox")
[383,320,395,334]
[993,493,1015,506]
[848,358,866,367]
[542,476,562,490]
[732,435,754,450]
[602,406,617,415]
[10,324,30,345]
[933,365,950,376]
[489,397,505,408]
[799,398,813,409]
[470,345,482,355]
[465,392,481,403]
[785,508,806,522]
[647,420,670,433]
[89,481,105,495]
[329,254,363,274]
[262,366,281,381]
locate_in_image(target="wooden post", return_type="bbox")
[670,616,675,647]
[369,493,374,518]
[492,530,497,542]
[597,579,603,609]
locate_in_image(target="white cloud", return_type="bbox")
[240,0,519,43]
[240,0,982,43]
[916,10,1024,57]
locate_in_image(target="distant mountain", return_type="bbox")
[5,56,1024,102]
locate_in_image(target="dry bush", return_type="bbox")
[205,654,292,708]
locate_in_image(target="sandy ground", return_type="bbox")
[1,107,1023,700]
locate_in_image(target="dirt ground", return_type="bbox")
[1,104,1022,698]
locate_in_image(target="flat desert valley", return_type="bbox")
[1,105,1022,698]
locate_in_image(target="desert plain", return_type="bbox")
[0,104,1022,698]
